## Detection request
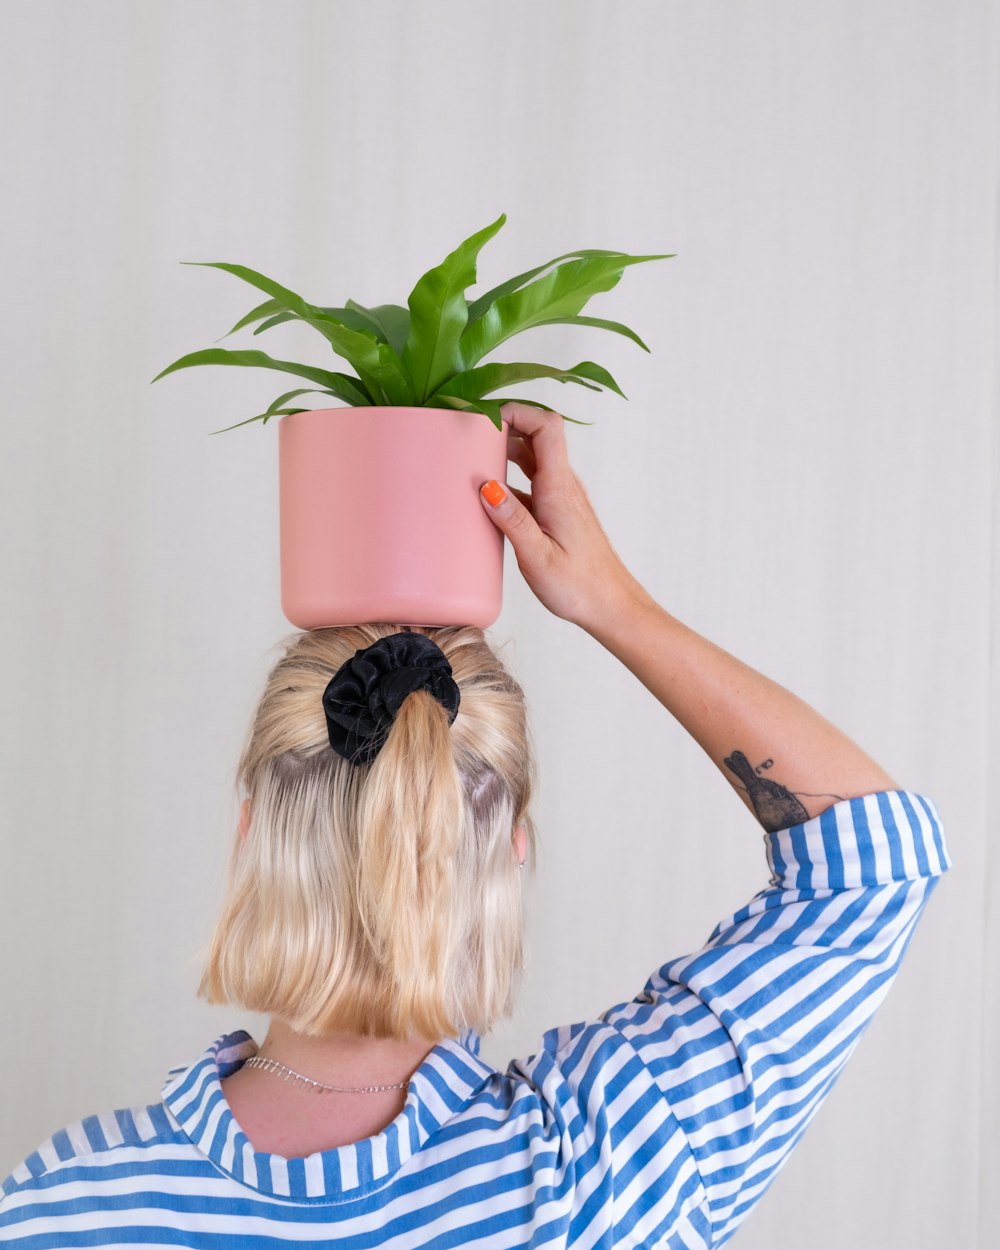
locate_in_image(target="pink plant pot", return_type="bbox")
[278,406,510,630]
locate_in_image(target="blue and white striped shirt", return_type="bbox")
[1,790,950,1247]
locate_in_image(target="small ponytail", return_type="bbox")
[355,689,467,1040]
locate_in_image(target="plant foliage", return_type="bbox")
[151,213,674,433]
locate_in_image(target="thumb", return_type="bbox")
[479,479,544,564]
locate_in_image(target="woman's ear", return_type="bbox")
[513,824,527,867]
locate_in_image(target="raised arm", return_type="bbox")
[479,400,896,829]
[580,582,898,830]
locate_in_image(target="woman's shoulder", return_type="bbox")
[0,1100,195,1216]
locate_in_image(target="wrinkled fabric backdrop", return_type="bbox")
[1,2,996,1246]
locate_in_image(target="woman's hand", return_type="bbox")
[478,401,644,630]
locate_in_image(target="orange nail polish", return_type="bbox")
[481,480,506,506]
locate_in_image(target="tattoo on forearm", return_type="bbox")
[723,749,810,833]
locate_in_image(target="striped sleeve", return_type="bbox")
[594,789,950,1247]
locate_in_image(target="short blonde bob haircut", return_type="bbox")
[196,623,538,1044]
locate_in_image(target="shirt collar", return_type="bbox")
[160,1026,496,1203]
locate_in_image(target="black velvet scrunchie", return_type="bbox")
[322,631,461,766]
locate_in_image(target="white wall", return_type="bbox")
[1,2,996,1246]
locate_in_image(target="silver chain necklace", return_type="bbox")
[240,1054,411,1094]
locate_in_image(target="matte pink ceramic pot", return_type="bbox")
[278,406,510,630]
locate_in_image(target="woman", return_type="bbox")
[0,400,949,1247]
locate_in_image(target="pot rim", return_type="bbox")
[278,404,511,423]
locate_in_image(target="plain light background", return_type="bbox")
[1,2,996,1246]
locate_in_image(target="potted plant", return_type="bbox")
[151,213,672,629]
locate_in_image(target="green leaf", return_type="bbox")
[494,397,596,427]
[430,397,595,432]
[250,306,393,344]
[428,358,624,402]
[430,393,505,431]
[531,314,650,352]
[149,346,375,406]
[207,410,302,435]
[250,302,410,359]
[295,372,374,406]
[457,252,674,370]
[466,249,638,322]
[208,385,366,434]
[491,397,556,412]
[263,387,339,409]
[401,213,507,403]
[219,297,283,339]
[312,304,392,337]
[561,360,627,399]
[293,307,417,404]
[344,301,411,356]
[209,408,305,435]
[179,263,416,404]
[432,388,601,428]
[295,315,415,404]
[252,311,296,334]
[181,260,319,319]
[265,385,357,412]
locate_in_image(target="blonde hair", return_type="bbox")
[195,623,538,1043]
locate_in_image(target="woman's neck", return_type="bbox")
[219,1019,442,1156]
[252,1018,440,1090]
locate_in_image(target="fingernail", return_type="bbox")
[481,480,506,506]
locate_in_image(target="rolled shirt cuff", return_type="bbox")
[764,790,950,891]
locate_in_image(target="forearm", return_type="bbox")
[581,578,899,831]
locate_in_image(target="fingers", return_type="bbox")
[500,401,571,482]
[479,478,549,573]
[507,483,534,515]
[507,431,537,480]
